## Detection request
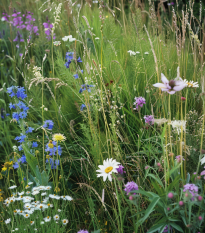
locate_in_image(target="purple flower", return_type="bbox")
[64,60,71,68]
[77,230,89,233]
[80,104,86,111]
[116,165,125,175]
[46,158,59,169]
[162,225,172,233]
[65,52,74,61]
[175,155,184,163]
[153,73,186,94]
[183,183,198,199]
[171,2,174,5]
[13,31,24,43]
[43,120,54,130]
[13,17,23,27]
[73,74,79,79]
[79,84,94,93]
[144,115,154,125]
[77,57,82,63]
[124,181,138,195]
[133,96,146,110]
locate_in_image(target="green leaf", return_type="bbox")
[170,223,184,232]
[136,197,160,227]
[91,230,101,233]
[147,223,167,233]
[147,174,164,190]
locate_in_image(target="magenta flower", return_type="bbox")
[77,230,89,233]
[175,155,184,163]
[133,96,146,110]
[116,165,126,175]
[153,73,186,94]
[124,181,138,195]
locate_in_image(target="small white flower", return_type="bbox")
[26,191,31,195]
[28,182,33,185]
[69,37,76,42]
[183,79,199,88]
[58,209,61,212]
[18,191,24,196]
[8,185,17,190]
[15,229,19,231]
[144,52,149,55]
[61,195,73,201]
[5,218,11,224]
[32,191,40,195]
[25,185,30,189]
[24,203,31,209]
[44,216,51,222]
[127,50,136,56]
[53,41,61,46]
[62,219,68,225]
[200,156,205,165]
[62,35,72,42]
[45,186,52,190]
[96,158,120,182]
[24,213,30,218]
[13,146,18,151]
[135,51,140,54]
[41,192,47,196]
[95,37,100,40]
[53,215,60,221]
[40,221,45,224]
[30,221,35,225]
[170,120,186,135]
[49,194,60,200]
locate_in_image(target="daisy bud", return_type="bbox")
[168,192,174,199]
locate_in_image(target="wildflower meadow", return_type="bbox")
[1,0,205,232]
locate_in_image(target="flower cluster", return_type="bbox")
[183,184,198,200]
[133,96,146,110]
[124,181,138,195]
[43,18,55,40]
[144,115,154,125]
[175,155,184,163]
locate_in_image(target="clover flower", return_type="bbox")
[144,115,154,125]
[183,183,198,199]
[175,155,184,163]
[153,73,186,94]
[96,158,120,182]
[133,97,146,110]
[124,181,138,195]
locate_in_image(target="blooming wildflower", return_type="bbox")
[80,104,86,111]
[8,185,17,190]
[200,156,205,165]
[18,191,24,196]
[168,192,174,199]
[78,230,89,233]
[52,133,66,142]
[62,35,72,42]
[69,37,76,42]
[65,52,74,61]
[153,73,186,94]
[144,52,149,54]
[116,165,126,175]
[64,60,71,68]
[30,221,34,225]
[133,97,146,110]
[77,57,82,63]
[61,195,73,201]
[170,120,186,134]
[28,182,33,185]
[124,181,138,195]
[7,86,27,99]
[162,225,172,232]
[53,41,61,46]
[62,219,68,225]
[24,213,30,218]
[144,115,154,125]
[183,183,198,199]
[41,192,47,196]
[175,155,184,163]
[183,79,199,88]
[32,142,38,148]
[79,84,94,93]
[49,194,60,200]
[43,120,54,130]
[73,74,79,79]
[53,215,60,221]
[40,221,44,224]
[127,50,136,56]
[44,216,51,222]
[5,218,11,224]
[15,134,26,143]
[26,127,34,133]
[96,158,120,182]
[32,190,40,195]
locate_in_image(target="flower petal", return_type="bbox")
[161,73,169,84]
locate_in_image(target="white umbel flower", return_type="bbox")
[5,218,11,224]
[170,120,186,135]
[183,79,199,88]
[96,158,120,182]
[127,50,136,56]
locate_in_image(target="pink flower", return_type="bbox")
[153,73,186,94]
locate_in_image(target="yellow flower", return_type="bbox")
[106,15,108,18]
[48,143,54,148]
[1,167,7,172]
[4,161,13,168]
[52,133,66,142]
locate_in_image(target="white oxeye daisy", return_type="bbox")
[45,186,51,190]
[30,221,34,225]
[62,219,68,225]
[49,194,60,200]
[18,191,24,196]
[24,213,30,218]
[28,182,33,185]
[41,192,47,196]
[61,195,73,201]
[53,215,60,221]
[96,158,120,182]
[183,79,199,88]
[32,191,40,195]
[5,218,11,224]
[8,185,17,190]
[44,216,51,222]
[24,203,31,209]
[26,191,31,195]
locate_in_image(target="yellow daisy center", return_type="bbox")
[105,166,113,173]
[63,220,66,223]
[187,82,193,87]
[48,143,54,148]
[47,216,50,219]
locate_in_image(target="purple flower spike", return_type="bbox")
[116,165,126,175]
[144,115,154,125]
[124,181,138,195]
[133,96,146,110]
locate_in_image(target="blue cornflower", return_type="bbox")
[15,134,26,143]
[32,142,38,148]
[77,57,82,63]
[43,120,54,130]
[19,111,27,119]
[65,52,74,61]
[16,101,29,111]
[79,84,94,93]
[26,127,34,133]
[6,113,10,116]
[12,112,20,121]
[18,155,26,163]
[13,162,19,169]
[45,141,62,156]
[9,103,16,110]
[46,158,59,169]
[64,60,71,68]
[73,74,79,79]
[7,86,27,99]
[18,145,23,151]
[80,104,86,111]
[7,86,17,98]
